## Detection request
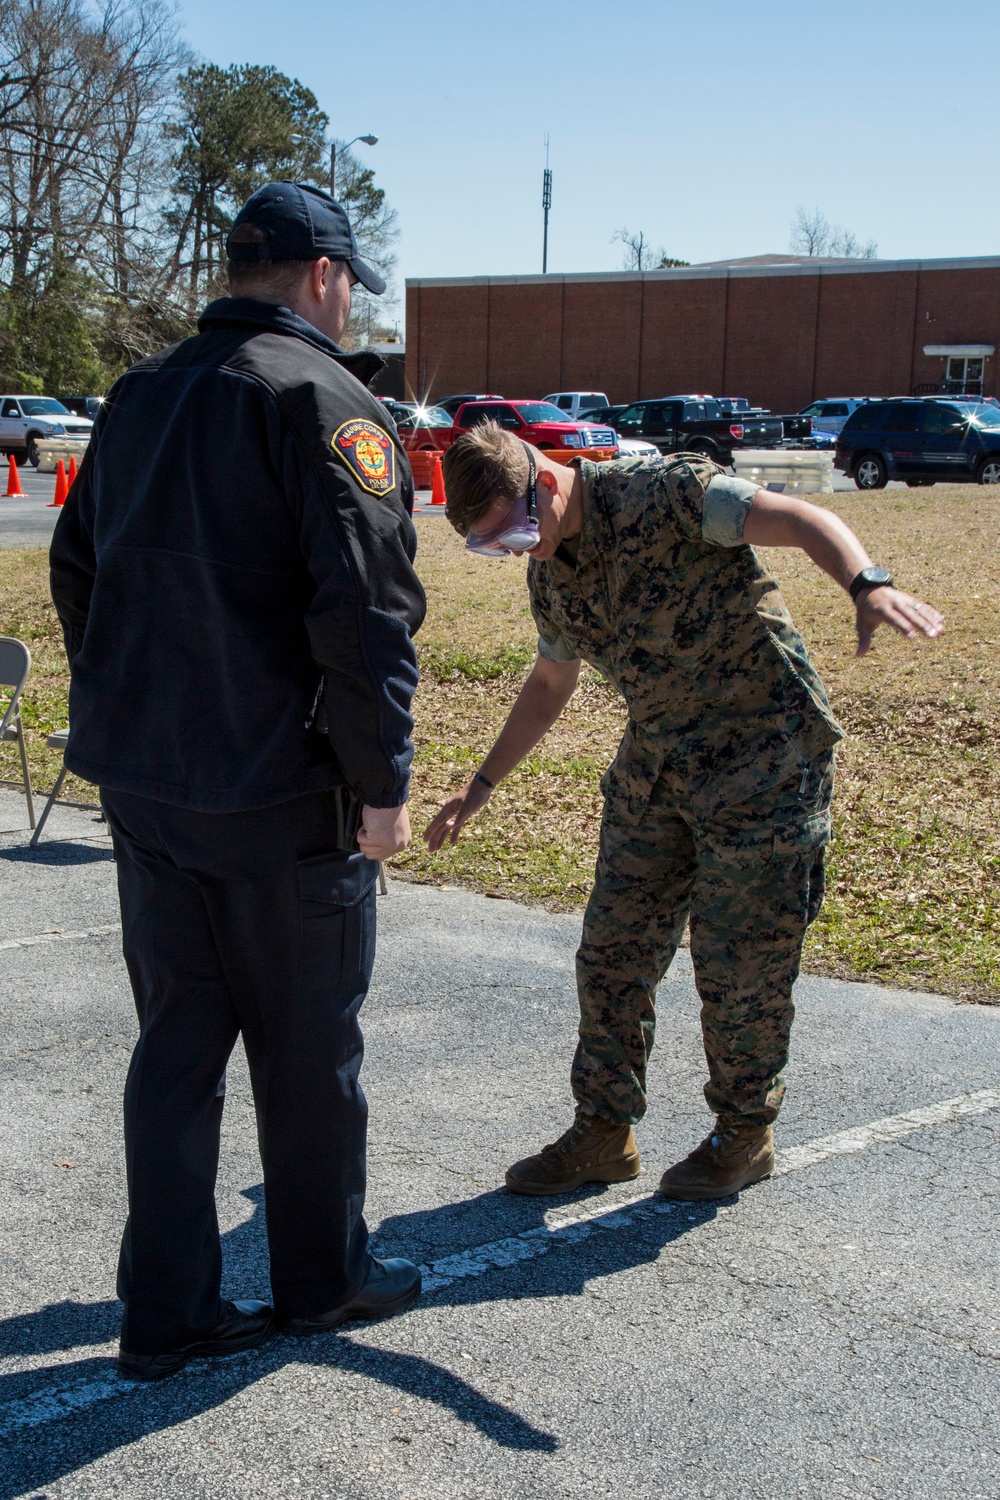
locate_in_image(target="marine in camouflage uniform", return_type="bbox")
[518,453,842,1190]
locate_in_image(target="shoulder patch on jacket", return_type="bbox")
[331,419,395,495]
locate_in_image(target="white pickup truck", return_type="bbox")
[0,395,94,468]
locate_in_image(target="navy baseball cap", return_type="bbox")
[226,181,386,295]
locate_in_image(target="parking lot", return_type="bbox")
[0,460,925,553]
[1,787,999,1498]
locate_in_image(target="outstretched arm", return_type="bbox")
[742,491,944,656]
[424,653,581,850]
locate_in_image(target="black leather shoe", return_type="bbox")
[284,1257,422,1335]
[117,1298,274,1382]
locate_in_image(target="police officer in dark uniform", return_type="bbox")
[49,182,427,1380]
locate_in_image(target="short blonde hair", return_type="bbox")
[442,421,529,536]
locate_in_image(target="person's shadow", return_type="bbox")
[0,1181,717,1497]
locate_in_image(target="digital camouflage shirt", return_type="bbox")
[528,455,843,821]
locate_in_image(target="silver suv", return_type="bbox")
[0,395,94,467]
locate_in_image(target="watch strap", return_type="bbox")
[849,568,893,603]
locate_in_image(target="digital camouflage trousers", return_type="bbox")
[572,745,834,1128]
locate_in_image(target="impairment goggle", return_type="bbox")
[465,443,541,557]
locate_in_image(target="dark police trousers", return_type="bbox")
[101,787,378,1355]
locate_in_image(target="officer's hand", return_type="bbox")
[855,587,944,658]
[358,804,411,861]
[423,779,492,852]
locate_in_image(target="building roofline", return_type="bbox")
[406,255,1000,289]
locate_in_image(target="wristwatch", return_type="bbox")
[849,565,894,603]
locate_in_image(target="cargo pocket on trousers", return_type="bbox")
[296,851,378,1004]
[771,804,831,932]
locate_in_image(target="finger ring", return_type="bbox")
[911,602,923,613]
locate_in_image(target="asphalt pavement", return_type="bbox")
[1,786,998,1499]
[0,460,918,551]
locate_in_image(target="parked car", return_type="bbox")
[437,393,504,417]
[541,391,611,420]
[0,395,94,467]
[377,398,417,425]
[392,404,456,453]
[797,398,865,439]
[717,396,812,445]
[61,395,104,419]
[616,437,662,458]
[611,397,782,463]
[451,400,618,458]
[577,404,627,428]
[835,399,1000,488]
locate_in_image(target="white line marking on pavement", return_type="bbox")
[0,1369,123,1433]
[0,923,120,954]
[771,1087,1000,1175]
[1,1085,998,1436]
[419,1086,1000,1293]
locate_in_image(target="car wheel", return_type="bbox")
[854,453,887,490]
[25,433,42,467]
[686,440,716,459]
[977,456,1000,485]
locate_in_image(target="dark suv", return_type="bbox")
[836,399,1000,488]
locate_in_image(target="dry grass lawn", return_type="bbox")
[2,483,998,1002]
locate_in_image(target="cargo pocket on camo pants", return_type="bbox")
[771,802,831,935]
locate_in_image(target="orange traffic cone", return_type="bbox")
[67,456,78,486]
[49,460,68,508]
[431,456,447,506]
[5,454,25,497]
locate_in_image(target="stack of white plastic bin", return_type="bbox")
[732,449,834,495]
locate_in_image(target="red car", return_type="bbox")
[391,403,455,454]
[450,400,619,458]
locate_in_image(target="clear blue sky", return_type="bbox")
[177,0,999,317]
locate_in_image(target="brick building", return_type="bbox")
[404,255,1000,413]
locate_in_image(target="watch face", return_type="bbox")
[862,567,892,587]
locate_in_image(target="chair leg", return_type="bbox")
[29,762,68,848]
[378,863,388,896]
[15,716,35,828]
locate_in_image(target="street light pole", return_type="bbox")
[331,133,378,198]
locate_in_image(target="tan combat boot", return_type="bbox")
[658,1119,774,1201]
[505,1111,642,1196]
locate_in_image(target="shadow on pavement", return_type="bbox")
[1,1178,720,1492]
[0,839,113,866]
[0,1187,560,1495]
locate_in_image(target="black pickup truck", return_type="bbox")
[718,396,811,444]
[611,396,783,464]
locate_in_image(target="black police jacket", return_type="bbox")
[49,298,426,811]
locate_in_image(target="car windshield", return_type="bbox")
[969,404,1000,428]
[19,398,70,416]
[514,403,569,423]
[403,405,453,429]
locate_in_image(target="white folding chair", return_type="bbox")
[29,727,70,847]
[0,637,36,829]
